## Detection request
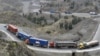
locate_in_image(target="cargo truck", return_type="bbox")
[16,31,31,41]
[25,37,48,48]
[49,41,77,48]
[78,40,99,49]
[7,24,18,34]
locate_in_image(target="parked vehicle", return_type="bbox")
[25,37,48,48]
[78,40,99,49]
[65,11,72,14]
[49,41,77,48]
[89,12,97,15]
[7,24,18,34]
[16,31,31,41]
[50,10,58,13]
[50,10,55,13]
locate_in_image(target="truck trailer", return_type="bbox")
[25,37,48,48]
[7,24,18,34]
[16,31,31,41]
[49,41,77,48]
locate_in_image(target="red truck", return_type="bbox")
[7,24,18,34]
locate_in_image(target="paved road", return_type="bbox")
[0,24,22,42]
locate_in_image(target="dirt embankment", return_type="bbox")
[0,0,22,13]
[22,14,98,42]
[41,0,100,13]
[0,11,37,27]
[0,39,36,56]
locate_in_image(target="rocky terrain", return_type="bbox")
[22,13,98,42]
[41,0,100,13]
[0,31,36,56]
[0,0,23,13]
[0,11,37,27]
[0,0,99,56]
[0,0,98,47]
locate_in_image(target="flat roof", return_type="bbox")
[30,37,48,41]
[55,41,76,43]
[18,31,31,36]
[8,24,17,29]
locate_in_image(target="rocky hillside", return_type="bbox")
[0,11,36,27]
[0,31,36,56]
[0,0,22,13]
[41,0,100,13]
[22,13,98,42]
[0,39,36,56]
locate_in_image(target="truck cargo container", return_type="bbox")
[49,41,77,48]
[25,37,48,48]
[55,41,77,48]
[16,31,31,41]
[7,24,18,34]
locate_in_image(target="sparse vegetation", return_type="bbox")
[0,39,36,56]
[0,0,99,56]
[68,23,73,30]
[41,0,100,13]
[64,16,68,19]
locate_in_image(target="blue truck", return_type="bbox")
[16,31,31,41]
[26,37,48,48]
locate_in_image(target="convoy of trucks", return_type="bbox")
[6,24,99,49]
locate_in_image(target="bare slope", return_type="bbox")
[23,15,98,42]
[41,0,100,13]
[0,11,36,27]
[0,39,36,56]
[0,0,22,13]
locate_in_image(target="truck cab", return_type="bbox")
[77,42,85,49]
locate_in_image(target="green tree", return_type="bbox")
[67,0,70,2]
[64,0,66,2]
[70,1,75,9]
[27,13,33,20]
[50,14,53,18]
[39,9,42,14]
[72,18,77,25]
[95,6,98,11]
[68,23,73,30]
[58,13,61,18]
[59,23,63,29]
[64,16,68,19]
[36,12,38,16]
[64,23,68,30]
[77,18,82,22]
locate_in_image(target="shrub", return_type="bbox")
[68,23,73,30]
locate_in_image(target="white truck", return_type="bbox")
[89,12,97,15]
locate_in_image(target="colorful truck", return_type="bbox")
[7,24,18,34]
[78,40,99,49]
[25,37,48,48]
[16,31,31,41]
[49,41,77,48]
